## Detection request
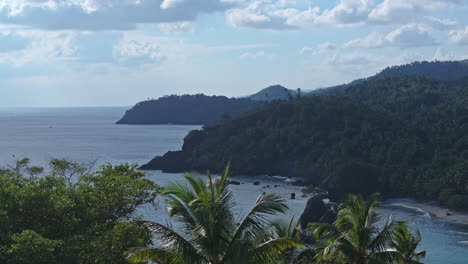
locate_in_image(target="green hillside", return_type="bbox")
[142,76,468,209]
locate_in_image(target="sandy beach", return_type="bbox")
[384,199,468,225]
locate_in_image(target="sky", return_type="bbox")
[0,0,468,107]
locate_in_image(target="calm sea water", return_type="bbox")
[0,107,467,264]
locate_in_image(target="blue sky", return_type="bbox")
[0,0,467,107]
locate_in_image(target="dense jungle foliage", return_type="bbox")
[372,60,468,81]
[116,94,260,125]
[142,76,468,210]
[0,159,159,264]
[310,60,468,96]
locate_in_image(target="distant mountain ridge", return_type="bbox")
[309,60,468,96]
[117,60,468,125]
[248,85,296,101]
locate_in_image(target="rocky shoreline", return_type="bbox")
[384,199,468,225]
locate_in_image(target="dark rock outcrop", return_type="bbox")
[228,180,241,185]
[299,195,336,229]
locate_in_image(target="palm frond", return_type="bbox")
[251,238,305,263]
[270,217,300,240]
[126,248,185,264]
[368,217,402,252]
[217,162,230,193]
[165,193,201,232]
[370,250,400,263]
[222,192,288,262]
[138,221,208,263]
[163,181,196,201]
[184,174,207,196]
[308,222,339,241]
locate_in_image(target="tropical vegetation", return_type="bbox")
[0,158,159,263]
[128,166,425,264]
[0,160,426,263]
[127,165,303,264]
[309,194,425,264]
[143,76,468,210]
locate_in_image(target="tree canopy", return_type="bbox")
[0,158,160,264]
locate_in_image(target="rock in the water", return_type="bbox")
[228,180,241,185]
[300,195,336,229]
[291,193,296,199]
[253,181,261,186]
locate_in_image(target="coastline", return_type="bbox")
[384,198,468,225]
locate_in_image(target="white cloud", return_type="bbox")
[227,1,305,30]
[433,47,455,61]
[114,38,166,66]
[345,24,437,48]
[345,32,385,48]
[300,42,337,55]
[424,16,457,30]
[110,31,273,66]
[0,0,461,32]
[0,29,76,67]
[316,0,372,25]
[240,50,266,59]
[319,51,393,77]
[326,52,376,66]
[318,42,337,51]
[0,0,237,30]
[0,27,273,69]
[158,21,194,34]
[227,0,461,31]
[385,24,437,47]
[449,26,468,45]
[160,0,185,10]
[0,30,28,52]
[319,48,454,79]
[368,0,460,24]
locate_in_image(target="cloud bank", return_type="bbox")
[227,0,461,30]
[0,0,237,30]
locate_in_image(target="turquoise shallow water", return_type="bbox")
[0,107,467,263]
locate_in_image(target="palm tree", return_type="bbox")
[268,218,316,264]
[391,224,426,264]
[309,194,404,264]
[127,165,302,264]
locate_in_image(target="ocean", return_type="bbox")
[0,107,467,263]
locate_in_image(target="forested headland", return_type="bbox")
[142,76,468,210]
[116,94,260,125]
